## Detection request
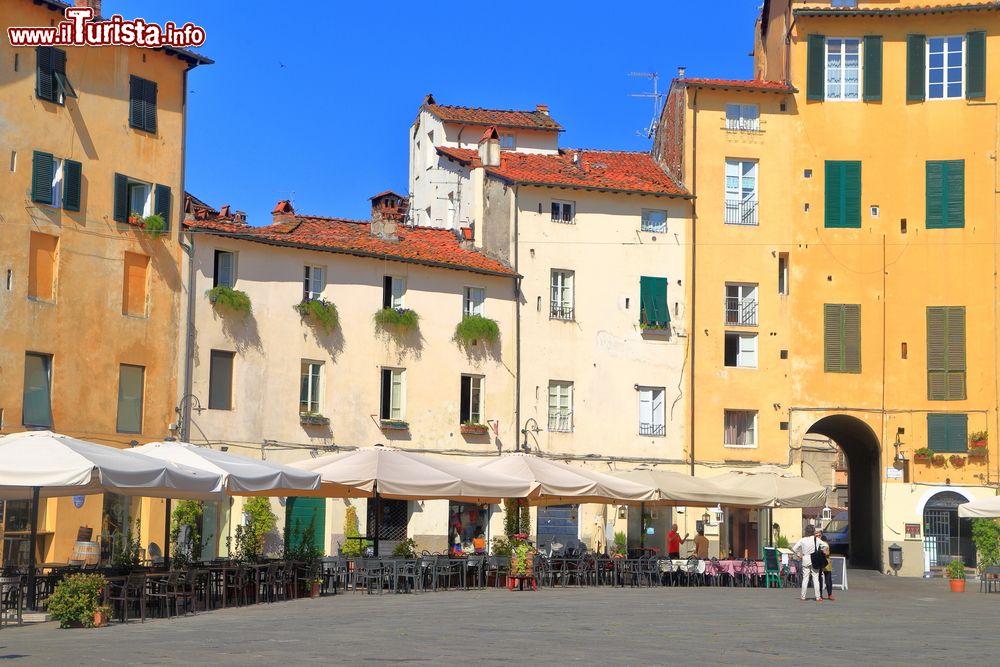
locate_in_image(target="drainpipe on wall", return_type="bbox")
[513,185,521,454]
[689,88,698,477]
[179,64,197,445]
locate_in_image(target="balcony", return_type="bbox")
[724,117,762,133]
[639,423,665,437]
[724,298,758,327]
[550,304,574,321]
[548,412,573,433]
[725,199,758,226]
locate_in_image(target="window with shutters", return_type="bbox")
[208,350,234,410]
[300,361,323,415]
[36,47,75,104]
[116,364,145,434]
[113,174,170,227]
[725,159,758,225]
[380,368,405,420]
[383,276,405,309]
[927,36,964,100]
[825,161,862,228]
[927,413,968,453]
[126,180,151,218]
[550,270,575,321]
[638,386,665,437]
[551,200,575,224]
[213,250,236,288]
[28,232,58,302]
[460,375,483,424]
[824,304,861,373]
[926,160,964,229]
[31,152,81,211]
[548,381,573,432]
[463,286,485,317]
[639,276,670,329]
[724,332,758,368]
[724,410,757,448]
[122,252,149,317]
[129,75,158,133]
[23,353,53,428]
[826,38,862,101]
[303,265,325,301]
[927,306,966,400]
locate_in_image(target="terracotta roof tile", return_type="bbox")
[185,216,516,277]
[682,78,797,93]
[795,2,999,16]
[424,104,562,131]
[436,147,690,197]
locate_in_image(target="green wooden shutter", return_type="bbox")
[907,34,926,101]
[129,75,143,129]
[843,161,861,228]
[927,307,947,399]
[62,159,82,211]
[842,304,861,372]
[824,304,843,371]
[945,160,965,229]
[946,307,966,400]
[113,173,129,222]
[639,276,669,327]
[285,497,325,552]
[863,36,883,102]
[825,162,843,228]
[154,184,171,227]
[31,151,54,205]
[807,35,826,101]
[927,414,948,452]
[144,79,158,133]
[928,414,969,453]
[35,46,53,101]
[966,31,986,100]
[926,161,945,228]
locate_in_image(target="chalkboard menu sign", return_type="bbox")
[830,556,848,590]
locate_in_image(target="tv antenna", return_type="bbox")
[628,72,664,139]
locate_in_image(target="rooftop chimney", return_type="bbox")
[218,204,231,218]
[677,66,686,80]
[535,103,549,115]
[272,199,295,225]
[75,0,101,15]
[478,126,501,168]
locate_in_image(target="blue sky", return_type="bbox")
[128,1,762,222]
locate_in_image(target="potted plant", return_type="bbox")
[206,285,252,314]
[128,211,143,225]
[140,213,166,238]
[294,298,339,334]
[510,534,535,576]
[300,411,330,426]
[391,538,418,558]
[932,454,947,467]
[612,530,628,558]
[46,573,108,628]
[373,307,419,335]
[970,431,988,448]
[380,419,409,432]
[913,447,934,463]
[640,321,671,333]
[460,421,489,436]
[969,444,989,458]
[92,605,111,627]
[946,559,967,592]
[950,454,966,468]
[454,315,500,347]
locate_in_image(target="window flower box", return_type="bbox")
[932,455,947,467]
[970,431,988,449]
[380,419,409,432]
[294,298,339,333]
[968,445,988,458]
[454,315,500,346]
[373,307,419,335]
[300,412,330,426]
[460,422,489,436]
[913,447,934,464]
[206,285,252,314]
[640,322,671,335]
[949,455,966,468]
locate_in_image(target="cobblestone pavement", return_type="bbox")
[0,572,993,666]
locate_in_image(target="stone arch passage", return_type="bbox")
[806,415,882,570]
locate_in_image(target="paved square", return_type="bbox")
[0,573,992,666]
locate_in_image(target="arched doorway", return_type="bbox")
[806,415,881,570]
[922,491,974,567]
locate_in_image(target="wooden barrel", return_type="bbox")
[72,541,99,565]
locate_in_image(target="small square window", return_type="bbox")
[724,409,757,447]
[463,286,485,317]
[551,200,575,224]
[724,332,758,368]
[641,209,668,233]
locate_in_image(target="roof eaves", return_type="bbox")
[507,179,693,199]
[683,81,797,94]
[421,105,563,132]
[191,227,518,279]
[794,2,1000,17]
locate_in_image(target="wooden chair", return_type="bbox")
[107,573,147,623]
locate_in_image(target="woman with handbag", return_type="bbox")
[792,525,827,602]
[815,528,835,601]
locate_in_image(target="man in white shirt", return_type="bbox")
[792,524,827,602]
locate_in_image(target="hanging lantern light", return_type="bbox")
[821,506,833,522]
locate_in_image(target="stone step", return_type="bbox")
[22,612,52,623]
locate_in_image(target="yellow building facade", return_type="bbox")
[657,0,1000,574]
[0,0,209,565]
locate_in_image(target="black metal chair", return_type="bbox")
[0,576,23,628]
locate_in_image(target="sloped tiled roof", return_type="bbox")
[682,78,797,94]
[423,103,562,131]
[795,2,999,16]
[436,147,690,198]
[185,215,516,277]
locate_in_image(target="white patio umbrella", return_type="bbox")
[0,430,224,607]
[708,465,827,508]
[289,445,535,554]
[610,468,735,507]
[477,453,657,505]
[958,496,1000,518]
[130,441,323,496]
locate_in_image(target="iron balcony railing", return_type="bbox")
[639,422,665,437]
[724,297,758,326]
[550,303,574,321]
[725,117,762,133]
[725,199,758,226]
[548,411,573,433]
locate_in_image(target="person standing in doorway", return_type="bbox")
[667,524,688,559]
[792,524,826,602]
[815,528,834,601]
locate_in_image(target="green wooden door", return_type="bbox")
[285,497,325,553]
